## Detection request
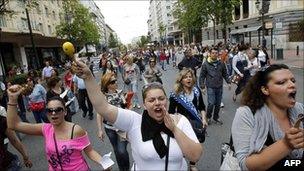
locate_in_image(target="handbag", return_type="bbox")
[220,136,241,170]
[124,78,131,85]
[231,74,241,84]
[189,119,206,143]
[29,101,45,112]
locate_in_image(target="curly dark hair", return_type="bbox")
[241,64,289,113]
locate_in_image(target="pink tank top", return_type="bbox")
[42,124,90,171]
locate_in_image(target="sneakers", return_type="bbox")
[82,112,87,118]
[213,119,223,125]
[207,118,212,125]
[89,115,93,120]
[220,102,224,108]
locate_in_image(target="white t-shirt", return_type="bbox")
[114,108,199,170]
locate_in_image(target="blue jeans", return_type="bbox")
[206,87,223,120]
[105,128,130,171]
[160,60,166,70]
[32,109,49,123]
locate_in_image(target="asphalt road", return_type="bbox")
[8,63,304,170]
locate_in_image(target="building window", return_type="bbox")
[45,6,49,17]
[235,26,238,29]
[228,28,231,33]
[234,6,240,20]
[216,30,219,39]
[21,18,28,30]
[166,6,170,9]
[38,23,43,32]
[52,11,56,19]
[0,16,7,27]
[48,25,52,35]
[242,0,249,19]
[167,13,171,17]
[207,31,210,40]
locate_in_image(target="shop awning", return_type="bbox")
[230,26,261,34]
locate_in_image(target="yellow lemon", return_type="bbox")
[62,42,75,56]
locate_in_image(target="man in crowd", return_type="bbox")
[177,49,202,76]
[41,61,53,81]
[199,47,231,125]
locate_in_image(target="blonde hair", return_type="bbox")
[126,55,134,64]
[100,73,116,92]
[174,68,197,94]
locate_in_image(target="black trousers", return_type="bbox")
[78,89,93,116]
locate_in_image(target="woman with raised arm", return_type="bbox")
[74,60,203,170]
[6,89,111,170]
[232,64,304,170]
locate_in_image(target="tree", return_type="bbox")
[136,35,150,48]
[174,0,240,45]
[108,33,118,48]
[158,23,166,45]
[56,0,100,47]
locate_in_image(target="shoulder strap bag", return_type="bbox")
[53,132,64,171]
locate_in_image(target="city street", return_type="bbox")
[9,63,304,170]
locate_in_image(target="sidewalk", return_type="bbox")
[269,49,304,69]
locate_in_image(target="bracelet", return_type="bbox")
[7,103,18,106]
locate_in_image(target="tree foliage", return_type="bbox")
[56,0,100,46]
[136,35,150,48]
[174,0,241,44]
[108,33,118,48]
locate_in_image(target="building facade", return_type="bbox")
[0,0,65,78]
[201,0,304,51]
[80,0,107,51]
[147,0,177,45]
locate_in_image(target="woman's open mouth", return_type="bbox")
[288,91,296,100]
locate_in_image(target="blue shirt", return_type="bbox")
[29,84,46,102]
[73,75,86,89]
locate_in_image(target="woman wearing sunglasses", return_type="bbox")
[97,73,130,171]
[6,90,110,171]
[72,60,202,170]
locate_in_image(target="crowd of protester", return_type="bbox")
[0,40,302,171]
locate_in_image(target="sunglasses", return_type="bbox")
[46,107,64,115]
[109,79,117,84]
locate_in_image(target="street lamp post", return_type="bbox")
[24,0,39,69]
[255,0,270,48]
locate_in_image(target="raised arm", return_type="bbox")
[75,60,118,123]
[6,85,43,135]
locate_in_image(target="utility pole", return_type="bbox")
[24,0,40,69]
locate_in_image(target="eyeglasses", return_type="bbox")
[109,79,117,84]
[46,107,64,115]
[142,82,163,93]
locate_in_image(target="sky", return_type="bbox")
[94,0,150,44]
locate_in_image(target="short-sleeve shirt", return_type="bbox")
[73,75,86,90]
[42,66,53,78]
[42,124,90,171]
[113,108,199,170]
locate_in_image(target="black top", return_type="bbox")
[0,116,14,170]
[168,88,206,121]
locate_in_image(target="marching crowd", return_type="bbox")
[0,42,303,171]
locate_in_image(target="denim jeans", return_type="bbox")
[105,128,130,171]
[32,109,49,123]
[160,60,166,70]
[206,87,223,120]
